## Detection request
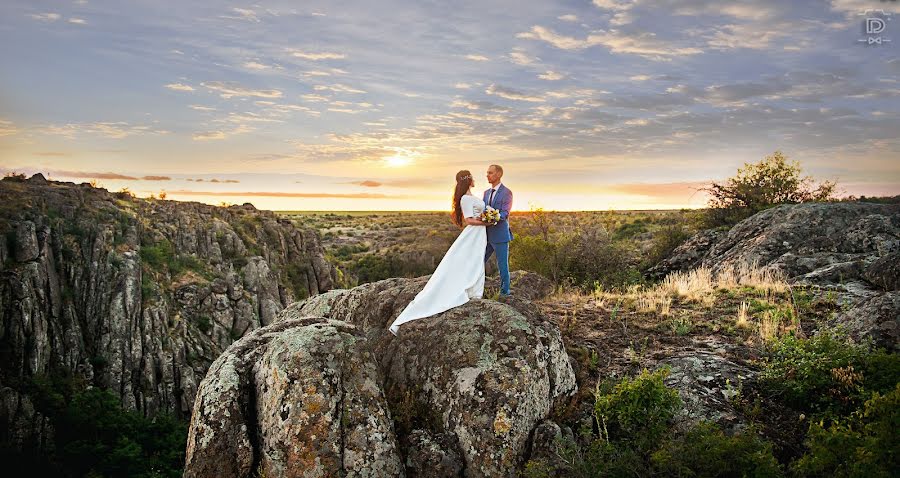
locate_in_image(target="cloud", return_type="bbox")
[539,71,565,81]
[517,25,703,60]
[34,151,70,157]
[68,18,87,25]
[36,122,170,139]
[291,50,346,60]
[348,180,382,187]
[51,170,138,180]
[630,75,652,81]
[464,54,490,62]
[605,181,710,200]
[28,13,61,22]
[313,83,366,94]
[558,14,578,22]
[230,7,259,22]
[192,131,226,141]
[454,83,473,89]
[165,83,195,92]
[242,61,271,70]
[509,49,537,65]
[189,104,216,111]
[202,81,282,99]
[169,190,407,199]
[142,176,171,181]
[186,178,240,183]
[0,119,17,137]
[486,84,545,102]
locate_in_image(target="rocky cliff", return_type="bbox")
[0,174,337,455]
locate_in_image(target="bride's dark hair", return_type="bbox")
[451,170,473,228]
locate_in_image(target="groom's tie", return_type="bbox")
[488,188,496,207]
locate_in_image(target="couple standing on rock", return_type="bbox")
[389,164,513,335]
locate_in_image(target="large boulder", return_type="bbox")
[189,277,577,477]
[184,317,403,478]
[864,251,900,291]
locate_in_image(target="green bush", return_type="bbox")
[651,422,783,477]
[700,151,836,228]
[759,330,899,419]
[792,384,900,478]
[594,367,681,450]
[10,373,188,477]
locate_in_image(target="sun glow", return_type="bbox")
[383,155,412,167]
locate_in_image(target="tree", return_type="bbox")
[701,150,836,227]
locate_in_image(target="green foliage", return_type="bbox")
[651,422,784,477]
[594,367,681,449]
[331,243,369,260]
[284,262,311,300]
[140,239,214,280]
[10,372,188,477]
[701,150,837,227]
[791,384,900,478]
[759,330,899,419]
[194,315,212,334]
[643,225,690,270]
[351,251,433,284]
[3,171,27,182]
[139,240,175,270]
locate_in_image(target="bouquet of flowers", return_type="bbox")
[480,206,500,226]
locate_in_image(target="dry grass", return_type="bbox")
[736,301,751,329]
[758,309,781,342]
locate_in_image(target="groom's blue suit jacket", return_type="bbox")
[483,184,513,243]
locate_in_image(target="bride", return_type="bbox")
[388,170,487,335]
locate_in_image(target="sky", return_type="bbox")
[1,0,898,211]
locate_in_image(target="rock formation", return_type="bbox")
[185,276,578,477]
[0,175,337,456]
[648,202,900,349]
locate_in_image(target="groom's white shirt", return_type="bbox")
[488,182,502,206]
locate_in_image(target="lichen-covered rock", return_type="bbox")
[485,270,555,301]
[527,420,563,464]
[828,291,900,352]
[184,317,403,478]
[864,251,900,291]
[654,203,899,281]
[659,345,755,432]
[288,277,577,477]
[647,228,724,279]
[405,430,463,477]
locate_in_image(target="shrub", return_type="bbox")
[701,151,836,228]
[759,330,899,419]
[791,384,900,478]
[594,367,681,450]
[651,422,783,477]
[643,225,690,270]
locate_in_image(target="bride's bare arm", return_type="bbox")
[465,217,485,226]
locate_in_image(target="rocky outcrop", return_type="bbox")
[0,176,336,455]
[185,277,578,477]
[184,317,402,478]
[648,202,900,349]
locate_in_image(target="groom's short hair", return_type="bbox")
[490,164,503,176]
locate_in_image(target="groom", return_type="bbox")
[483,164,513,297]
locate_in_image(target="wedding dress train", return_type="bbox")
[389,194,486,335]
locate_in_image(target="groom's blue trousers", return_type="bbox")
[485,241,510,296]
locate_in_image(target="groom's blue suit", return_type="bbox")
[483,184,513,296]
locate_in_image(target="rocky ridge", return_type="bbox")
[0,174,337,456]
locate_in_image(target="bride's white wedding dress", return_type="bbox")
[389,194,486,335]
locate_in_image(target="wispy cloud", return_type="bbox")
[28,13,61,22]
[165,83,194,92]
[169,190,407,199]
[347,180,382,187]
[539,71,565,81]
[35,122,170,139]
[313,83,366,94]
[486,84,544,102]
[68,18,87,25]
[291,50,346,60]
[47,170,172,181]
[517,25,703,60]
[464,54,489,62]
[201,81,282,99]
[0,119,17,137]
[558,14,578,22]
